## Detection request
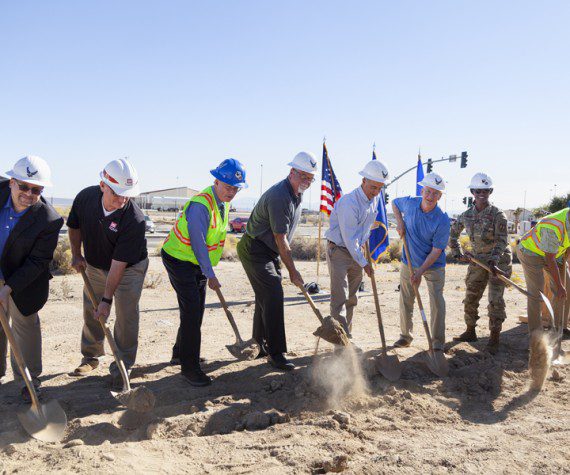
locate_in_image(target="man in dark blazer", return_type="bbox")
[0,156,63,398]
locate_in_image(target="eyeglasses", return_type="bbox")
[15,180,43,195]
[294,170,315,183]
[472,189,491,195]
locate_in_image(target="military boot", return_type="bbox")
[453,325,477,342]
[486,320,502,354]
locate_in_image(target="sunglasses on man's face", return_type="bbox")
[472,189,491,195]
[15,180,43,195]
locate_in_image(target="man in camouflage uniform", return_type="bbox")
[449,173,512,354]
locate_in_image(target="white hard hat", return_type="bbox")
[287,151,318,174]
[100,158,140,197]
[418,172,446,192]
[359,160,390,184]
[5,155,53,187]
[468,172,493,190]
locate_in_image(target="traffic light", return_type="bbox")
[384,192,389,205]
[468,197,474,207]
[426,158,433,173]
[460,151,468,168]
[462,197,467,205]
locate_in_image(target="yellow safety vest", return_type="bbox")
[162,186,229,266]
[520,208,570,258]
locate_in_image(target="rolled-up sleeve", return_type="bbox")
[186,203,215,278]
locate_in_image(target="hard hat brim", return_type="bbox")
[418,180,445,192]
[4,170,53,187]
[358,170,390,184]
[210,169,248,188]
[288,162,317,174]
[99,171,140,197]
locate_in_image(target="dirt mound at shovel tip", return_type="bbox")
[116,386,156,413]
[529,330,551,391]
[313,316,350,346]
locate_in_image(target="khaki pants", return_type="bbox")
[80,259,148,376]
[399,264,446,350]
[326,243,364,334]
[516,248,570,333]
[0,282,42,384]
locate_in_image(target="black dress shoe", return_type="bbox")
[268,353,295,371]
[563,328,570,340]
[255,343,268,359]
[181,368,212,387]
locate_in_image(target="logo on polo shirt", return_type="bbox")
[109,222,118,232]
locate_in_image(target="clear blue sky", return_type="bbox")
[1,1,568,214]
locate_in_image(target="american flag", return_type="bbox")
[319,143,342,216]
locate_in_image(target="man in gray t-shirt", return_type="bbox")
[237,151,318,371]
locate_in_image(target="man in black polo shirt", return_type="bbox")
[237,151,318,371]
[67,159,148,386]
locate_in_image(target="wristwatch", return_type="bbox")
[101,297,113,305]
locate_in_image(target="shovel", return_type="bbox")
[0,305,66,442]
[299,285,350,346]
[214,287,260,360]
[469,256,555,327]
[365,243,401,381]
[402,235,449,377]
[80,269,155,413]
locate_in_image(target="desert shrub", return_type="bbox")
[291,237,326,261]
[144,271,163,289]
[51,239,74,275]
[54,206,71,219]
[221,235,240,261]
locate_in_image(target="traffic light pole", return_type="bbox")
[385,155,460,189]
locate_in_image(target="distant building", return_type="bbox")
[504,208,534,223]
[135,187,199,210]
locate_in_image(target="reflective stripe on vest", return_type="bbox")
[520,208,570,258]
[161,186,229,266]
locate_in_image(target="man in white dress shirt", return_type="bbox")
[324,160,390,336]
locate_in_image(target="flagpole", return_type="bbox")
[317,212,322,283]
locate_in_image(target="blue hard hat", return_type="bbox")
[210,158,248,188]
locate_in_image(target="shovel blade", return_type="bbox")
[17,399,67,443]
[374,353,402,382]
[425,350,449,378]
[226,339,260,361]
[539,291,556,328]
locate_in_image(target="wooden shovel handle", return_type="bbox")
[365,242,388,352]
[469,256,531,297]
[0,303,42,410]
[80,269,131,391]
[214,287,244,343]
[299,285,324,323]
[401,234,435,352]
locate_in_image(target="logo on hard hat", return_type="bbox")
[235,171,243,180]
[26,167,38,178]
[382,171,388,178]
[310,159,317,168]
[126,178,133,186]
[435,178,442,185]
[482,179,489,185]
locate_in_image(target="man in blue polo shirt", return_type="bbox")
[392,172,450,351]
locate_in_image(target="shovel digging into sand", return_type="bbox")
[81,269,155,413]
[299,286,350,346]
[365,243,401,381]
[214,287,260,360]
[402,235,449,377]
[0,305,67,442]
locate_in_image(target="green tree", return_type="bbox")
[546,193,570,213]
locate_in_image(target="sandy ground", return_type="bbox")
[0,257,569,474]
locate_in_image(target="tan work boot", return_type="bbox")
[73,360,99,376]
[453,325,477,342]
[486,328,501,355]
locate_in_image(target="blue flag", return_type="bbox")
[369,149,390,262]
[416,152,424,196]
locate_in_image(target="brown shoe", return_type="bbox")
[393,338,411,348]
[73,360,99,376]
[453,325,477,342]
[486,329,501,355]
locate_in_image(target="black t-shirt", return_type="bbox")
[67,186,148,270]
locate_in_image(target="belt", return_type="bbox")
[327,240,347,250]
